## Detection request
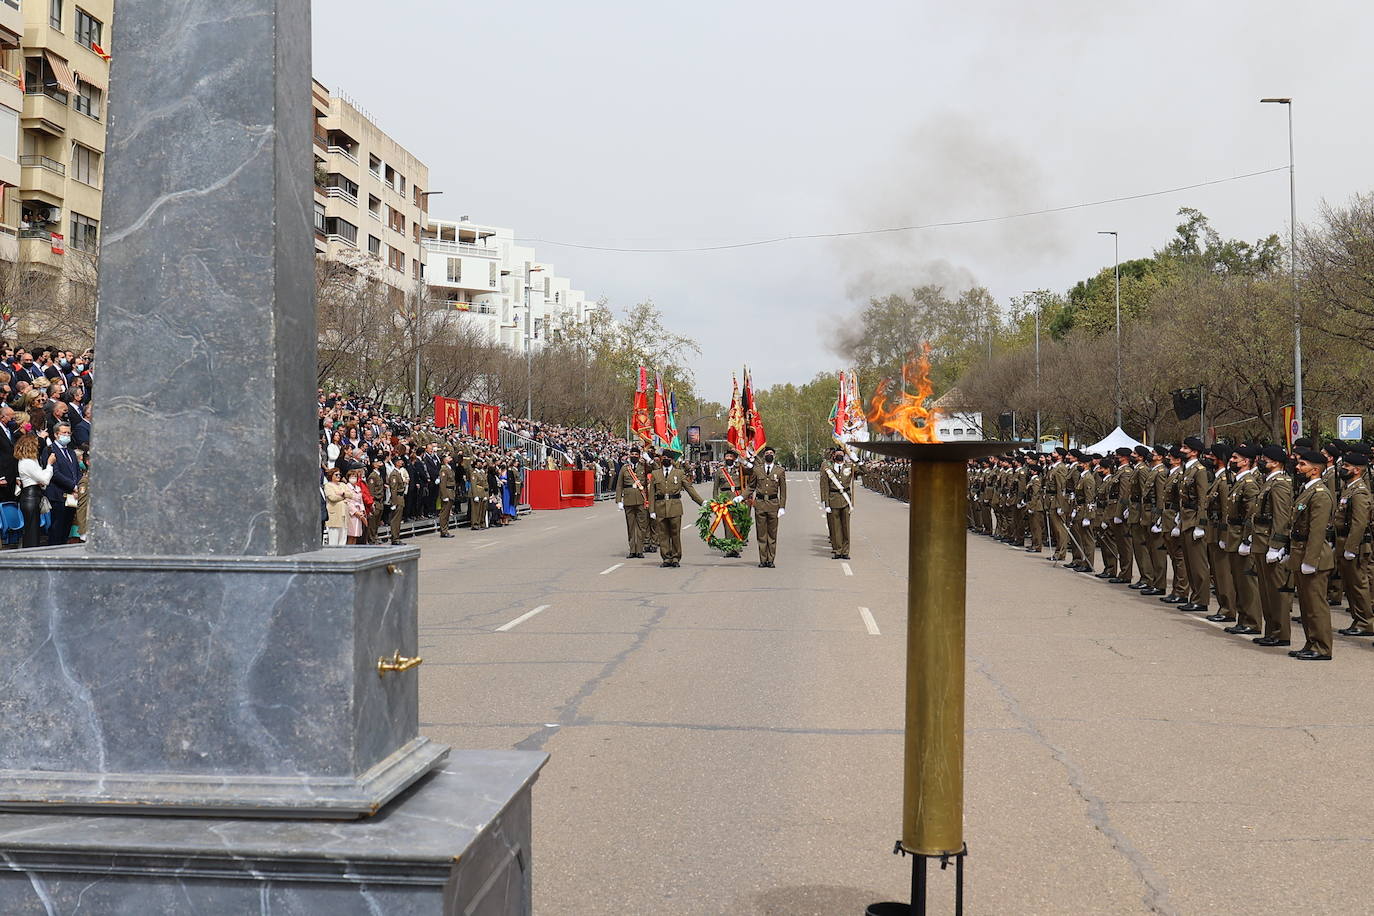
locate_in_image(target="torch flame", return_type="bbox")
[865,342,941,443]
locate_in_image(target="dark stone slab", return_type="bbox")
[0,545,446,816]
[89,0,319,558]
[0,752,546,914]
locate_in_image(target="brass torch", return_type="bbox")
[858,440,1017,916]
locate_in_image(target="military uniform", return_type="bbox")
[1072,463,1096,571]
[615,459,651,557]
[1334,468,1373,634]
[1179,453,1211,611]
[1205,458,1235,619]
[468,461,489,530]
[1025,464,1045,552]
[385,463,407,545]
[1145,457,1171,594]
[1048,456,1072,561]
[1224,465,1262,632]
[1253,465,1295,642]
[751,458,788,567]
[821,456,859,558]
[1289,471,1336,658]
[712,460,750,557]
[437,461,457,536]
[1129,454,1156,588]
[648,462,703,566]
[366,466,384,544]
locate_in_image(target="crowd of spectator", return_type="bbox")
[0,344,94,548]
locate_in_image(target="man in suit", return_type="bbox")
[0,405,17,499]
[648,454,703,567]
[42,423,81,545]
[1288,448,1336,660]
[751,446,787,568]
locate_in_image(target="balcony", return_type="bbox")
[368,209,382,223]
[20,157,66,200]
[313,128,327,149]
[325,232,357,249]
[421,238,500,259]
[327,145,358,166]
[21,88,67,136]
[324,185,358,207]
[18,231,63,271]
[20,154,64,175]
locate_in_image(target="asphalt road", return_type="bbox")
[414,474,1374,915]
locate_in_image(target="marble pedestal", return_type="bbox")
[0,544,446,817]
[0,751,547,915]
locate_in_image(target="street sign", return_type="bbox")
[1338,415,1363,441]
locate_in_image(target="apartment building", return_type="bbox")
[422,217,594,353]
[0,1,21,264]
[15,0,112,278]
[312,79,429,302]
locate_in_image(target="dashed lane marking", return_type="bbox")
[842,562,854,576]
[600,563,623,575]
[496,605,551,632]
[859,607,880,635]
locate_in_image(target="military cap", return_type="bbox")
[1068,448,1083,459]
[1183,436,1205,451]
[1323,441,1345,456]
[1115,447,1133,457]
[1294,448,1326,465]
[1054,446,1069,457]
[1345,452,1370,466]
[1168,446,1186,459]
[1261,445,1288,463]
[1152,444,1170,457]
[1348,442,1373,456]
[1134,445,1153,459]
[1293,437,1314,449]
[1234,445,1261,459]
[1210,444,1233,460]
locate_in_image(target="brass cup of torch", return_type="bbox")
[856,441,1020,861]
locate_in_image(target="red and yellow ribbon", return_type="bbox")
[707,499,743,540]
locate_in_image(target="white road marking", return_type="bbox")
[859,606,880,635]
[544,525,559,531]
[600,563,623,575]
[496,605,551,632]
[842,562,854,576]
[473,541,497,550]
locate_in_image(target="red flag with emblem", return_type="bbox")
[652,373,669,447]
[631,366,651,443]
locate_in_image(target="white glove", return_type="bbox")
[1265,547,1282,564]
[733,495,743,504]
[1123,508,1130,520]
[1345,551,1357,561]
[824,506,832,513]
[617,502,624,510]
[1171,527,1181,538]
[1192,527,1204,541]
[1113,517,1122,525]
[1301,562,1317,575]
[1218,540,1227,551]
[1238,542,1251,556]
[778,508,786,517]
[1017,502,1026,509]
[1151,524,1162,534]
[1100,522,1108,530]
[649,512,656,519]
[1057,508,1064,516]
[1081,518,1090,528]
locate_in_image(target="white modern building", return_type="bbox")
[422,216,594,353]
[931,389,984,441]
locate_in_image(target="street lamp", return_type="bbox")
[523,265,544,419]
[1098,231,1121,429]
[1023,290,1043,447]
[413,190,443,416]
[1262,97,1301,439]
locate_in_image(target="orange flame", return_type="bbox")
[865,342,941,443]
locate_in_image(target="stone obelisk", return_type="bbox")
[0,0,545,910]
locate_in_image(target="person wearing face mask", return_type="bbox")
[1221,445,1263,636]
[821,445,860,560]
[1203,445,1235,622]
[711,449,748,558]
[750,446,787,568]
[1333,452,1373,637]
[615,448,651,558]
[42,423,80,545]
[647,453,703,568]
[1286,448,1336,660]
[385,455,408,544]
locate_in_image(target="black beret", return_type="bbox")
[1134,445,1153,458]
[1294,448,1326,465]
[1261,445,1288,463]
[1168,447,1186,459]
[1345,452,1369,466]
[1054,447,1069,457]
[1152,444,1169,457]
[1349,442,1373,456]
[1210,444,1233,460]
[1183,436,1205,451]
[1235,445,1261,459]
[1115,447,1134,457]
[1324,441,1346,455]
[1293,436,1314,449]
[1068,448,1083,459]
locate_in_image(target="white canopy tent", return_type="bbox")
[1084,426,1146,453]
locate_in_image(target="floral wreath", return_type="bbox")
[696,496,753,553]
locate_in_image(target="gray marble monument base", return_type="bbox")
[0,544,447,817]
[0,750,546,915]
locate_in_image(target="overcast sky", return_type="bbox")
[315,1,1374,397]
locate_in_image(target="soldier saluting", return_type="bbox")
[821,445,859,560]
[648,453,703,568]
[751,446,787,567]
[712,449,748,558]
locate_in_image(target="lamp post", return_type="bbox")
[523,264,544,420]
[1262,97,1301,439]
[1023,290,1043,449]
[413,190,443,416]
[1098,231,1121,429]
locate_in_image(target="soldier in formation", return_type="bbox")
[820,445,860,559]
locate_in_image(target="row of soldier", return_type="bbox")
[969,437,1374,661]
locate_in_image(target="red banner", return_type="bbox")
[469,401,499,445]
[434,395,463,428]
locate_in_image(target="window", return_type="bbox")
[446,257,461,283]
[412,223,419,244]
[69,212,98,251]
[49,0,61,30]
[73,80,101,119]
[369,155,380,177]
[398,174,406,195]
[70,144,100,187]
[367,235,381,258]
[388,246,404,271]
[323,216,357,246]
[413,186,424,208]
[488,262,497,287]
[412,259,421,280]
[368,195,381,218]
[313,201,326,235]
[74,9,101,48]
[0,106,16,163]
[387,206,404,234]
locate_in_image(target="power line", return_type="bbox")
[515,166,1289,254]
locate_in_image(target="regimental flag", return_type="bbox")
[842,369,868,452]
[469,401,500,445]
[652,373,669,449]
[742,367,766,456]
[631,366,651,443]
[434,395,462,428]
[831,370,847,443]
[665,390,683,457]
[726,375,746,454]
